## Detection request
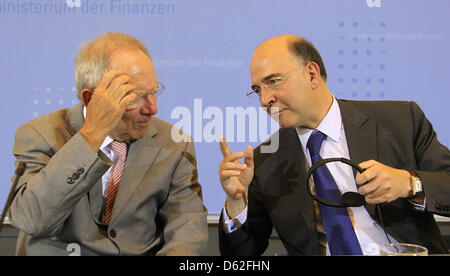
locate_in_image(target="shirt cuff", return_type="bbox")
[222,205,248,233]
[408,197,427,212]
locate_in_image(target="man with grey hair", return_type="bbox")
[9,32,208,255]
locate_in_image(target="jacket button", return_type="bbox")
[109,230,117,238]
[72,172,79,179]
[67,177,74,184]
[77,168,84,174]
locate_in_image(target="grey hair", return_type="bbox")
[74,32,151,99]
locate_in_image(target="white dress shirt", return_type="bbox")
[223,96,399,255]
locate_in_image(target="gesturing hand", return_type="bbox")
[218,135,254,217]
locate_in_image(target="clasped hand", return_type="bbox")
[356,160,412,204]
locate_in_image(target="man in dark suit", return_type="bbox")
[10,32,208,255]
[218,34,450,255]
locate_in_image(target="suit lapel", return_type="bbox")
[338,100,378,217]
[294,149,316,233]
[88,178,104,224]
[64,104,165,224]
[110,120,161,224]
[277,129,316,233]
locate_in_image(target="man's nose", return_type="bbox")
[141,95,158,115]
[259,88,276,107]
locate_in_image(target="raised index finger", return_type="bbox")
[219,135,232,157]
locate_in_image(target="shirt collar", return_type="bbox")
[83,106,114,151]
[295,96,342,151]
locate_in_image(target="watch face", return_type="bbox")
[412,176,423,195]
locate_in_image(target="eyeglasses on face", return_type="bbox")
[246,67,303,98]
[125,82,166,110]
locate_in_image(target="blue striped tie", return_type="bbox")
[307,130,363,255]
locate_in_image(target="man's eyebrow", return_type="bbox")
[261,73,281,82]
[127,90,149,97]
[251,73,282,89]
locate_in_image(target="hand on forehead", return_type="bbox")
[108,49,158,96]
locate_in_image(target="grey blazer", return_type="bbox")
[10,103,208,255]
[219,100,450,255]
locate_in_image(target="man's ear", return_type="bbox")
[305,62,321,89]
[80,88,94,106]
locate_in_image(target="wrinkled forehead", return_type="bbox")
[109,49,158,94]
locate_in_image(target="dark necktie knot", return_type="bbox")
[307,130,325,157]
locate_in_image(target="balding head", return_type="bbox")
[251,35,327,81]
[248,35,332,129]
[253,34,301,56]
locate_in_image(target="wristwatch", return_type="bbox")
[408,170,423,197]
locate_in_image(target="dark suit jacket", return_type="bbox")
[10,103,208,255]
[219,100,450,255]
